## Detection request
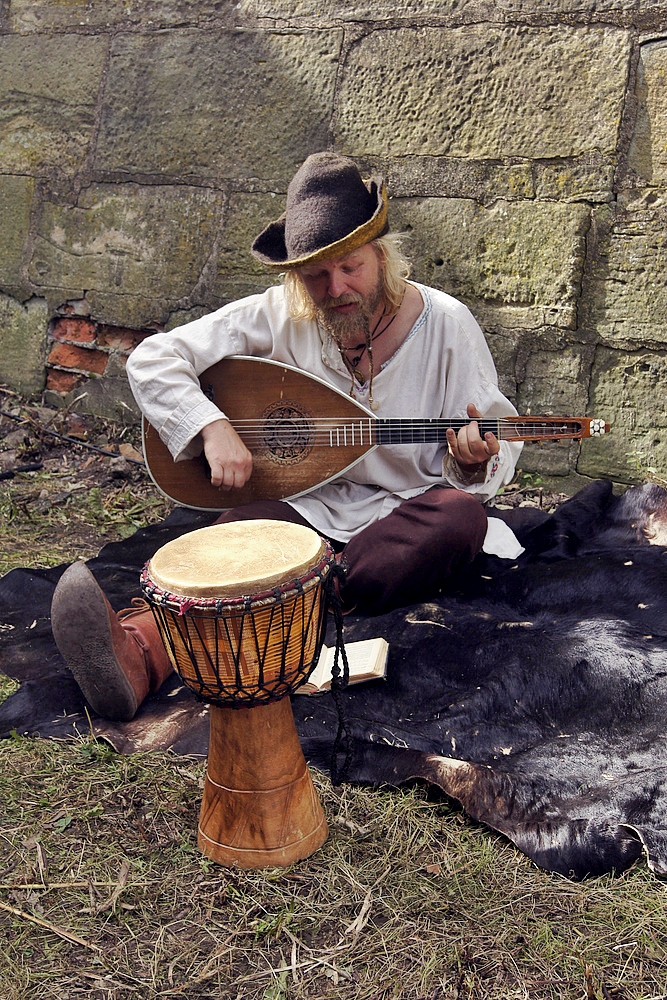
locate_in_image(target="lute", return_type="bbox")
[142,356,610,510]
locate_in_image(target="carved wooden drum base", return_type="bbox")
[198,699,328,868]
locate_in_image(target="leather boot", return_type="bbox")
[51,562,174,722]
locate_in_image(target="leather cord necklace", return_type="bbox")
[340,307,398,380]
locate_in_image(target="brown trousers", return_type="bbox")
[215,486,487,615]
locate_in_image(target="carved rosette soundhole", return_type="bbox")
[260,399,314,465]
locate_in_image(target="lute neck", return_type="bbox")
[373,417,598,444]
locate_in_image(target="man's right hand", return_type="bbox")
[200,418,253,490]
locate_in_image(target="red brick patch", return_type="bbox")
[48,342,109,375]
[97,325,147,350]
[51,317,97,344]
[45,369,85,393]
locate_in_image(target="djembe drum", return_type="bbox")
[141,519,334,868]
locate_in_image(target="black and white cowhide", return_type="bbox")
[1,480,666,879]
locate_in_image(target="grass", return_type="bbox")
[2,737,667,1000]
[0,469,172,575]
[2,390,667,998]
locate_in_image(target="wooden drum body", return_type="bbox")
[141,520,333,868]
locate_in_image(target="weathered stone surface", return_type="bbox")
[211,193,285,305]
[245,0,667,27]
[95,30,341,182]
[376,154,612,213]
[0,35,108,175]
[578,346,667,482]
[163,307,212,333]
[0,175,33,296]
[628,39,667,186]
[484,330,521,403]
[239,0,494,20]
[514,348,594,474]
[381,156,534,203]
[0,295,48,395]
[582,192,667,347]
[518,439,575,476]
[495,0,650,12]
[390,198,590,330]
[28,184,225,328]
[9,0,240,32]
[516,348,592,416]
[534,152,615,204]
[335,26,630,160]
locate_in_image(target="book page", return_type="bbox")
[299,638,388,694]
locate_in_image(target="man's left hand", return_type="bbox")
[445,403,500,474]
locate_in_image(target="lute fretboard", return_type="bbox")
[224,415,608,448]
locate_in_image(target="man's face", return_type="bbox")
[298,244,385,343]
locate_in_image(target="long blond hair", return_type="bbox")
[283,232,411,321]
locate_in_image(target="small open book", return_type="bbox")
[296,638,389,696]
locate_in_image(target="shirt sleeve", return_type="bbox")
[126,293,276,461]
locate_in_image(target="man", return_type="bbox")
[51,152,523,722]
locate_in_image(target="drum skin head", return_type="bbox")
[147,519,326,599]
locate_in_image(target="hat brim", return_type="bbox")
[251,181,389,270]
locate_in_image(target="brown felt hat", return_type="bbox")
[251,152,388,270]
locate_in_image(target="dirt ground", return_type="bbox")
[0,386,174,573]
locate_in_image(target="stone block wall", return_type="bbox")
[1,1,667,482]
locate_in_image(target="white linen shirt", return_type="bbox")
[126,282,523,548]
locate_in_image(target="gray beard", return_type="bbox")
[314,275,385,347]
[315,300,371,344]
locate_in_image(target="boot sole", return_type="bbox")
[51,562,139,722]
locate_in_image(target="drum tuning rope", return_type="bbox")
[326,564,353,786]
